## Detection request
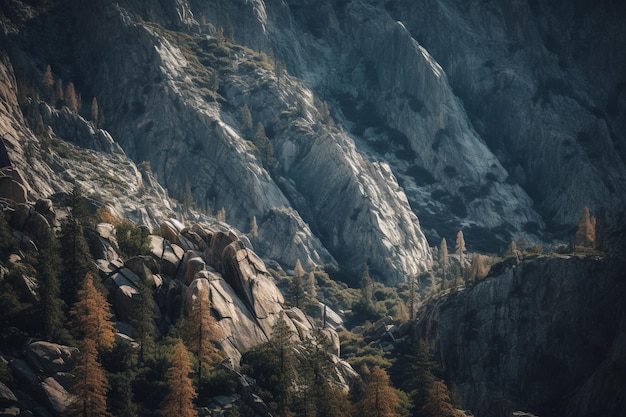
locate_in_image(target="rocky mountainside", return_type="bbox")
[414,255,626,417]
[2,0,624,283]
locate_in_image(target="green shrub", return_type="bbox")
[115,219,151,258]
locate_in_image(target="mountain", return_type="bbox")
[0,0,625,416]
[3,0,624,283]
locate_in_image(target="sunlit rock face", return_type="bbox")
[3,0,625,280]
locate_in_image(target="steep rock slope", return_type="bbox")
[414,255,626,417]
[64,0,432,281]
[391,0,626,228]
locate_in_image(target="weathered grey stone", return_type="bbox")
[414,256,626,416]
[0,382,17,406]
[39,376,70,416]
[0,169,27,205]
[23,342,77,375]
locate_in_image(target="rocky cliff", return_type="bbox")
[414,255,626,417]
[2,0,625,280]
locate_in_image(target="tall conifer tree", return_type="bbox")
[356,366,400,417]
[70,273,115,353]
[68,339,111,417]
[185,284,222,390]
[131,268,156,364]
[37,228,67,342]
[161,340,197,417]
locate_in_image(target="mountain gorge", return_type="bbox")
[0,0,625,416]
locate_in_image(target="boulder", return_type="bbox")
[34,199,56,227]
[221,241,283,323]
[86,226,119,262]
[39,377,70,416]
[191,223,213,247]
[150,235,183,277]
[0,168,27,205]
[181,252,205,285]
[0,382,17,406]
[124,256,160,280]
[159,221,180,245]
[23,342,77,375]
[23,211,50,241]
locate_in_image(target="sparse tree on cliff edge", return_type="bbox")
[249,215,259,237]
[161,339,196,417]
[575,206,596,248]
[288,262,306,309]
[439,238,449,282]
[42,65,55,103]
[67,339,111,417]
[65,82,79,112]
[216,207,226,222]
[455,230,466,277]
[307,271,317,300]
[91,97,99,126]
[360,263,374,310]
[240,104,253,135]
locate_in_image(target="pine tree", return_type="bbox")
[269,312,296,416]
[240,104,253,135]
[356,366,400,417]
[37,228,68,342]
[67,339,112,417]
[185,284,222,390]
[288,270,306,309]
[161,340,197,417]
[407,275,418,320]
[183,180,194,216]
[360,264,374,311]
[307,271,317,300]
[455,230,466,276]
[55,78,64,107]
[42,65,55,103]
[67,185,92,226]
[402,341,436,413]
[293,331,336,417]
[216,207,226,222]
[65,82,79,112]
[439,238,448,283]
[60,218,96,309]
[575,206,596,248]
[91,97,99,126]
[249,215,259,237]
[0,209,16,258]
[131,268,156,364]
[254,122,277,170]
[70,273,116,353]
[420,380,459,417]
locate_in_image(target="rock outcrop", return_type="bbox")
[414,255,626,417]
[391,0,626,228]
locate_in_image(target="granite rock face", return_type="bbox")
[390,0,626,228]
[1,0,625,275]
[414,256,626,417]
